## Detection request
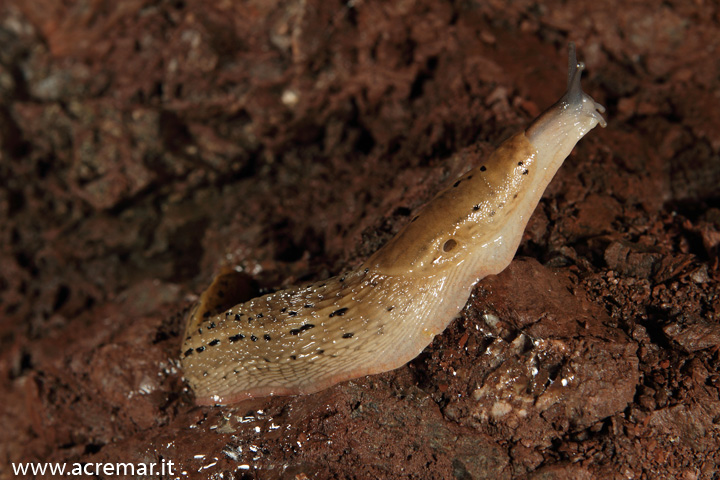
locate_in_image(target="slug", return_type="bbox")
[181,44,606,405]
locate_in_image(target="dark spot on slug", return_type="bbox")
[304,303,313,308]
[197,328,203,335]
[364,268,369,274]
[288,310,297,316]
[289,329,301,335]
[513,193,519,199]
[443,239,457,252]
[518,161,524,166]
[203,372,208,377]
[343,333,354,338]
[280,307,287,313]
[225,312,231,316]
[473,205,480,211]
[340,276,346,282]
[263,357,271,362]
[301,324,315,331]
[523,169,529,175]
[453,180,461,188]
[290,355,297,360]
[480,166,487,171]
[207,322,216,329]
[264,334,272,341]
[229,334,245,342]
[467,175,473,180]
[256,313,264,318]
[208,339,220,347]
[330,307,349,317]
[250,335,258,342]
[195,346,206,353]
[317,349,324,355]
[387,306,394,312]
[235,313,241,321]
[184,348,193,357]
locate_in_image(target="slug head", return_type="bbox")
[525,43,606,166]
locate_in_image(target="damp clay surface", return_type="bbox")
[1,1,719,479]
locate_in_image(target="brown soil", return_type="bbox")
[1,1,719,479]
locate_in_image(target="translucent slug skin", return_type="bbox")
[181,44,606,405]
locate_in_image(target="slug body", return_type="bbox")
[182,44,606,405]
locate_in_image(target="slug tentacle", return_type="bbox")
[181,44,607,405]
[564,42,606,126]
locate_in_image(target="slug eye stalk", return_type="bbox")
[565,42,607,128]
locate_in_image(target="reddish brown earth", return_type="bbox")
[1,1,719,479]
